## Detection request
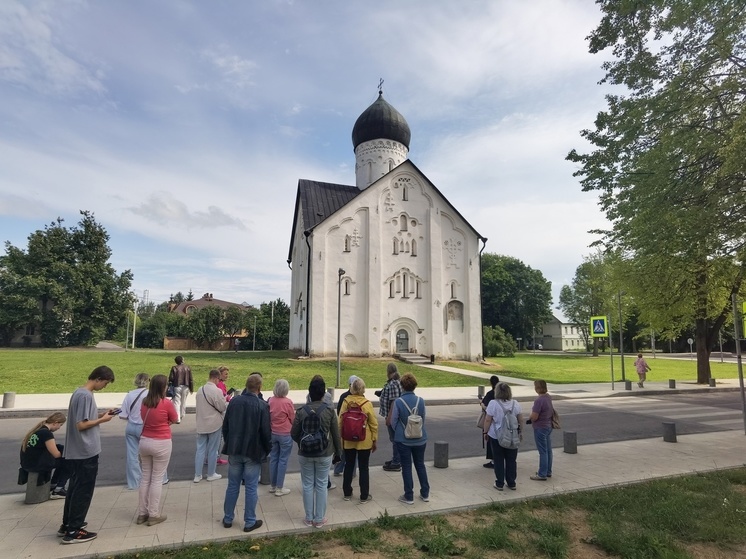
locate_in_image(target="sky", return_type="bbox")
[0,0,614,315]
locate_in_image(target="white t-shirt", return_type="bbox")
[485,399,522,440]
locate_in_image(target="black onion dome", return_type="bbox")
[352,93,411,150]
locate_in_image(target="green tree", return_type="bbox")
[222,306,248,347]
[559,252,612,357]
[567,1,746,383]
[482,325,517,357]
[0,212,134,347]
[0,271,41,346]
[185,306,224,348]
[481,253,553,344]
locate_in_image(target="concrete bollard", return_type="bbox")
[669,379,676,389]
[625,380,632,391]
[478,385,485,398]
[25,472,51,504]
[434,441,449,468]
[2,392,15,408]
[709,378,716,387]
[259,459,270,485]
[563,431,577,454]
[663,422,677,443]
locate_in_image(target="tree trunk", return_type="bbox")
[695,317,711,384]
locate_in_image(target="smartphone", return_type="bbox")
[227,388,235,395]
[109,408,122,415]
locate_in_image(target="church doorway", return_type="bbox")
[396,329,409,353]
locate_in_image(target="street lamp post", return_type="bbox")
[131,300,139,349]
[618,291,625,382]
[337,268,345,388]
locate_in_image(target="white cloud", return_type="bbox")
[0,0,614,312]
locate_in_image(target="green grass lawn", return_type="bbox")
[0,348,737,394]
[445,352,738,384]
[0,349,486,394]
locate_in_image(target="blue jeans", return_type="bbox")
[223,455,261,527]
[269,433,293,488]
[298,455,332,523]
[125,421,143,489]
[387,425,402,465]
[195,428,222,477]
[397,442,429,501]
[533,427,553,478]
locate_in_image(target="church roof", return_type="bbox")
[352,93,411,150]
[287,179,360,262]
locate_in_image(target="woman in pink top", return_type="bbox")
[137,374,177,526]
[268,379,296,496]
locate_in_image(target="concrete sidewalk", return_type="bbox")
[1,429,745,559]
[1,374,744,559]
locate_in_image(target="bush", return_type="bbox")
[483,325,517,357]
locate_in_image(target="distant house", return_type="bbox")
[169,293,249,315]
[540,315,587,351]
[165,293,251,350]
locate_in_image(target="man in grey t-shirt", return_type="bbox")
[59,366,117,545]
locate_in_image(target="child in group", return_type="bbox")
[19,412,69,498]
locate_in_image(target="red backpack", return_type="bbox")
[341,400,368,442]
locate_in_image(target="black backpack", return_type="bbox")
[299,404,329,456]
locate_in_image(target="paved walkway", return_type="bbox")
[1,377,745,559]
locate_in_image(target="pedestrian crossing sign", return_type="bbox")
[590,316,608,338]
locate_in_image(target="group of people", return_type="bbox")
[479,376,556,490]
[19,359,433,543]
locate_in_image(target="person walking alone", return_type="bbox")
[634,353,651,388]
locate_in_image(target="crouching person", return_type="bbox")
[20,413,69,499]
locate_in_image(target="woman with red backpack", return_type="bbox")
[338,377,378,504]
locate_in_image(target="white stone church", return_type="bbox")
[288,90,485,361]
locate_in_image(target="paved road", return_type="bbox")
[3,392,744,495]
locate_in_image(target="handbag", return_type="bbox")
[476,409,487,429]
[166,382,175,398]
[551,408,561,430]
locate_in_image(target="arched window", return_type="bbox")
[405,241,410,253]
[400,239,405,252]
[450,282,457,299]
[367,161,373,185]
[389,159,395,173]
[389,281,395,298]
[344,235,351,252]
[344,279,351,295]
[416,280,421,299]
[400,214,408,231]
[411,239,417,256]
[402,184,408,200]
[393,237,399,255]
[402,274,408,298]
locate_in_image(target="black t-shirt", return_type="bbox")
[20,426,56,472]
[482,388,496,407]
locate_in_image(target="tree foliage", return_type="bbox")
[0,212,133,346]
[567,1,746,382]
[482,325,517,357]
[481,253,553,344]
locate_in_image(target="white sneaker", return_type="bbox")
[193,475,202,483]
[328,482,337,490]
[275,487,291,496]
[269,486,276,493]
[206,473,222,482]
